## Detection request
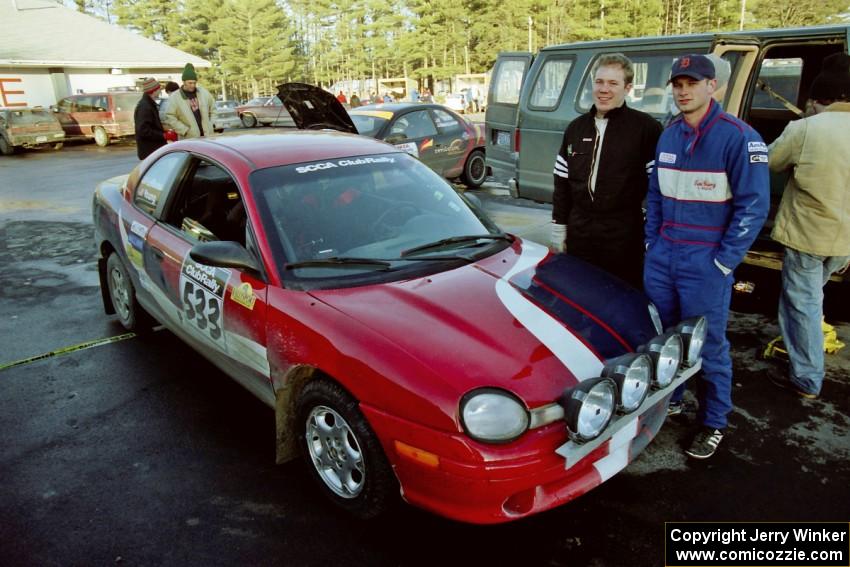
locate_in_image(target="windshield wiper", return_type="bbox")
[285,257,392,270]
[401,234,512,257]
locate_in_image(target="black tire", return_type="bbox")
[0,135,14,156]
[105,253,152,332]
[241,113,257,128]
[295,379,397,519]
[214,128,224,134]
[461,148,486,189]
[94,126,110,147]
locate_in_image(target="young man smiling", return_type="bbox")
[551,53,662,289]
[644,54,770,459]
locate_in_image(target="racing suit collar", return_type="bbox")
[678,99,722,154]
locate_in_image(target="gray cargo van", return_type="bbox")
[485,25,850,285]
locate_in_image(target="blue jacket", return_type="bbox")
[645,100,770,270]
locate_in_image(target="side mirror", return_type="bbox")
[189,241,261,274]
[384,133,406,144]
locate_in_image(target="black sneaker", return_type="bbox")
[685,427,724,459]
[667,401,684,417]
[768,373,817,399]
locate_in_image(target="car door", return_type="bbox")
[53,96,81,137]
[484,52,533,184]
[383,109,442,174]
[142,156,272,403]
[428,107,473,179]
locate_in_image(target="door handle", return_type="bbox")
[150,246,165,260]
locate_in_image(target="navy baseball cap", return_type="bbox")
[669,54,716,82]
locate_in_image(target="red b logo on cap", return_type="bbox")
[680,57,691,68]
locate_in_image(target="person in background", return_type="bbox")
[133,77,165,160]
[644,54,769,459]
[767,52,850,399]
[350,92,361,108]
[157,81,179,122]
[336,90,347,104]
[551,53,662,289]
[163,63,215,139]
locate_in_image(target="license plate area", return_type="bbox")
[495,130,511,148]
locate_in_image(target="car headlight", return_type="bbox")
[644,332,683,388]
[559,377,617,443]
[602,353,652,414]
[673,316,707,367]
[461,389,529,443]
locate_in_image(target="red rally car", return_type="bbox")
[93,130,705,524]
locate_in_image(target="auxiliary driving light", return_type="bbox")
[559,377,617,443]
[673,316,707,367]
[644,332,683,388]
[602,353,653,414]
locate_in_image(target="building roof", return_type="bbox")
[0,0,210,69]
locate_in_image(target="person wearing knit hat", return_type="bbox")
[134,77,166,160]
[163,62,215,139]
[767,51,850,400]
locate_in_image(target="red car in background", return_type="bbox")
[92,130,704,524]
[52,91,141,147]
[277,83,487,188]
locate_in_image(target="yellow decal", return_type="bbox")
[231,282,256,310]
[419,138,434,151]
[351,110,394,120]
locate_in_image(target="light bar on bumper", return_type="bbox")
[601,352,653,414]
[672,316,707,367]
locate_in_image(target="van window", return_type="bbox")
[529,58,573,110]
[577,51,690,117]
[752,58,802,110]
[492,59,527,105]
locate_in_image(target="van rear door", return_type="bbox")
[484,52,533,186]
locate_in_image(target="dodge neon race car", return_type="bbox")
[93,131,705,524]
[276,83,487,189]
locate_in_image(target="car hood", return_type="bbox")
[276,83,358,134]
[310,241,658,404]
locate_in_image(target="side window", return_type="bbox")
[391,110,438,139]
[170,160,247,245]
[529,58,573,110]
[75,96,95,112]
[271,97,283,106]
[430,108,463,134]
[134,153,187,216]
[577,51,691,117]
[752,58,802,110]
[491,59,527,105]
[92,96,108,112]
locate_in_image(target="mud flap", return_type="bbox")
[274,366,317,464]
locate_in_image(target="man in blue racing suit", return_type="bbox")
[644,54,769,459]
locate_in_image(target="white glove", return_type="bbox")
[550,222,567,252]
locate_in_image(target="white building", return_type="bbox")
[0,0,209,108]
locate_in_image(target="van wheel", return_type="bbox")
[0,135,14,155]
[241,113,257,128]
[94,127,110,147]
[461,149,486,189]
[106,253,152,332]
[295,379,397,519]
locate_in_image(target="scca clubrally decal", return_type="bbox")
[178,255,231,351]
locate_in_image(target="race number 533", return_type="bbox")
[182,279,222,340]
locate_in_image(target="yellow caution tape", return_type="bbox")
[0,332,138,373]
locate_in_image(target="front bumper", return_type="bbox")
[364,362,700,524]
[212,116,242,130]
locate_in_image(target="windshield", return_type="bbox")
[251,152,504,286]
[246,97,270,107]
[350,113,389,137]
[7,109,57,125]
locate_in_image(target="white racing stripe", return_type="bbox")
[495,242,603,381]
[592,415,638,481]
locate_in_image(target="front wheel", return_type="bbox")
[93,126,110,147]
[461,148,486,188]
[106,253,152,331]
[0,135,14,155]
[296,379,397,519]
[241,113,257,128]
